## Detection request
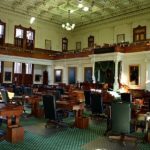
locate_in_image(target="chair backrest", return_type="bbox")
[121,93,132,103]
[111,102,131,133]
[1,89,9,103]
[42,94,57,120]
[84,90,91,106]
[14,86,23,96]
[91,92,103,114]
[24,87,33,96]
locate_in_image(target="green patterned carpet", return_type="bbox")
[0,116,150,150]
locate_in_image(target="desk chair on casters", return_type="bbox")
[90,92,106,119]
[108,102,137,146]
[42,94,65,128]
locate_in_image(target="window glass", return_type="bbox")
[0,62,1,73]
[16,28,23,38]
[26,63,32,74]
[26,31,33,40]
[14,62,22,74]
[0,25,4,35]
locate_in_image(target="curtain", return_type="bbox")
[95,61,115,84]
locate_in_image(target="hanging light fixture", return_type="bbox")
[62,10,75,31]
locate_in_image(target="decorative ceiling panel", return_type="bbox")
[0,0,150,27]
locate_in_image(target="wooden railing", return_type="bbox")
[0,41,150,60]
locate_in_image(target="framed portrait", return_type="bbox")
[84,67,92,82]
[129,65,139,85]
[4,71,11,82]
[45,39,51,50]
[35,74,41,82]
[76,42,81,50]
[68,67,76,84]
[117,34,125,43]
[54,69,62,83]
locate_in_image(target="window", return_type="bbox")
[0,25,4,36]
[54,69,62,83]
[25,63,32,74]
[14,62,22,74]
[133,25,146,42]
[62,37,68,52]
[14,25,35,49]
[88,35,94,48]
[0,61,1,73]
[16,28,24,38]
[26,28,35,49]
[0,20,6,45]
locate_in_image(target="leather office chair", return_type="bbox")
[90,92,107,119]
[42,94,65,128]
[24,87,33,96]
[84,90,91,107]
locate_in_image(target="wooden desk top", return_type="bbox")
[0,105,23,117]
[56,100,84,111]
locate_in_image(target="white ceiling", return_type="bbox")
[0,0,150,27]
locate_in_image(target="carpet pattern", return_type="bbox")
[0,116,150,150]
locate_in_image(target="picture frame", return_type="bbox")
[84,67,92,82]
[68,67,76,84]
[35,74,41,82]
[117,34,125,43]
[54,69,62,83]
[45,39,51,50]
[4,71,11,82]
[129,65,139,85]
[76,42,81,50]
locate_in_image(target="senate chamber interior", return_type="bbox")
[0,0,150,150]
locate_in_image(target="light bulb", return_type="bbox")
[78,4,83,8]
[62,24,65,28]
[83,6,89,12]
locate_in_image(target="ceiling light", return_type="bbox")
[62,10,75,31]
[30,17,35,24]
[83,6,89,12]
[70,10,74,13]
[78,3,83,8]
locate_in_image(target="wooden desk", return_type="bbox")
[0,104,23,127]
[25,96,41,117]
[56,100,84,117]
[0,104,24,143]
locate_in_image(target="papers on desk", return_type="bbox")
[108,91,120,99]
[8,92,15,99]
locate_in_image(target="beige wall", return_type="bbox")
[69,12,150,49]
[0,10,69,51]
[1,8,150,90]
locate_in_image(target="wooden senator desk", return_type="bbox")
[56,100,84,117]
[0,104,24,143]
[24,96,41,117]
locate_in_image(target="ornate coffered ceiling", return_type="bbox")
[0,0,150,27]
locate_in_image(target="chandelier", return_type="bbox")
[62,10,75,31]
